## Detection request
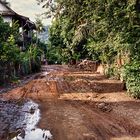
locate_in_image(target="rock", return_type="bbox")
[97,102,106,109]
[30,107,35,114]
[96,102,113,112]
[77,60,98,71]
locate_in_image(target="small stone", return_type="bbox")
[97,102,106,109]
[29,107,35,114]
[96,102,113,112]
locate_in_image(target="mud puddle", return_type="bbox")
[0,99,52,140]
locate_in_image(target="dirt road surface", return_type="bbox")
[0,65,140,140]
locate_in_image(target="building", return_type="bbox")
[0,0,36,48]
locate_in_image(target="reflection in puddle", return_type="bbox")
[42,72,49,76]
[12,128,52,140]
[11,100,52,140]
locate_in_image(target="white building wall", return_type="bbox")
[3,16,12,25]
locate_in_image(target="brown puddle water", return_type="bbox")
[0,100,52,140]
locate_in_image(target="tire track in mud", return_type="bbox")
[38,99,140,140]
[68,100,140,140]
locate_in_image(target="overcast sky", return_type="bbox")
[8,0,51,25]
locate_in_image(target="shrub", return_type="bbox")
[122,61,140,99]
[105,65,121,80]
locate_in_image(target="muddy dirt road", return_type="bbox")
[1,65,140,140]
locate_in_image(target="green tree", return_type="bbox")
[0,16,43,84]
[38,0,140,97]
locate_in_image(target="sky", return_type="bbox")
[8,0,51,25]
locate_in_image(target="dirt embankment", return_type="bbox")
[1,65,140,140]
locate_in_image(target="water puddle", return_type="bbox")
[42,72,49,76]
[0,100,52,140]
[12,100,52,140]
[12,129,52,140]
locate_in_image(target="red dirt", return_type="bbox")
[1,65,140,140]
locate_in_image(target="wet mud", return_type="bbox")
[0,100,52,140]
[0,65,140,140]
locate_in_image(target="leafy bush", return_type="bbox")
[105,65,121,80]
[122,61,140,99]
[20,45,42,74]
[46,44,62,64]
